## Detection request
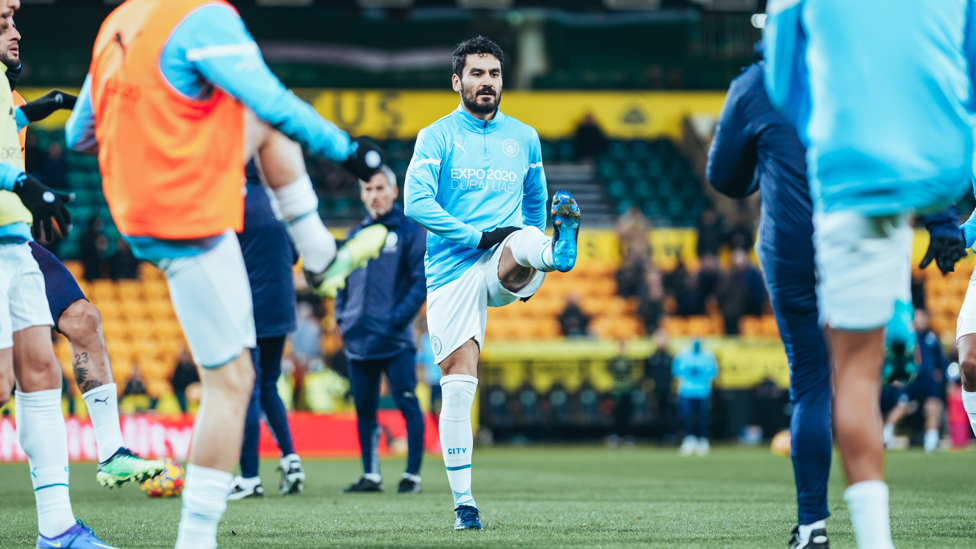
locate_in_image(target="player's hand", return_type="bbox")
[342,137,384,181]
[919,235,967,275]
[20,90,77,123]
[12,173,72,240]
[478,226,519,250]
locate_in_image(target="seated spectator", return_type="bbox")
[124,365,146,397]
[637,268,665,333]
[615,250,645,298]
[558,292,591,337]
[574,112,608,161]
[80,218,108,281]
[695,208,725,258]
[42,141,67,189]
[110,238,140,280]
[697,254,720,301]
[717,249,767,334]
[171,348,199,413]
[616,206,651,260]
[676,274,706,316]
[725,211,755,252]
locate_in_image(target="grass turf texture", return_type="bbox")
[0,446,971,548]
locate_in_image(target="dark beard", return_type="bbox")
[462,85,501,115]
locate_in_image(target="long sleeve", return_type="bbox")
[162,5,352,162]
[391,226,429,328]
[522,130,548,232]
[707,74,761,199]
[0,162,23,191]
[403,127,482,249]
[763,0,809,131]
[65,75,98,155]
[920,206,961,240]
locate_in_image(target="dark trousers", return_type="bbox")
[613,391,634,436]
[763,254,833,526]
[679,396,710,438]
[240,336,296,479]
[349,349,425,476]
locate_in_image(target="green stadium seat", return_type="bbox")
[556,140,576,162]
[606,179,627,199]
[540,140,555,162]
[623,161,644,179]
[631,140,652,159]
[597,160,619,180]
[633,180,652,199]
[608,141,628,160]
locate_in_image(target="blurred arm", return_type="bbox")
[165,5,353,162]
[65,75,98,155]
[706,72,761,198]
[763,0,809,129]
[403,128,482,249]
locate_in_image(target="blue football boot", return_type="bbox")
[550,190,581,272]
[37,520,117,548]
[454,505,483,531]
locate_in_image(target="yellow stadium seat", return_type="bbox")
[63,260,84,280]
[143,281,169,300]
[117,280,142,301]
[90,280,117,302]
[138,263,164,281]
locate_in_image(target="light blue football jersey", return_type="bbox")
[763,0,976,216]
[404,105,548,292]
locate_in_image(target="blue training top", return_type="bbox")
[708,51,962,310]
[403,105,548,292]
[64,3,353,259]
[763,0,976,216]
[671,346,719,399]
[239,161,298,339]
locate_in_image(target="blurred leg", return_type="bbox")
[256,336,295,457]
[386,350,425,476]
[349,360,383,478]
[239,346,262,479]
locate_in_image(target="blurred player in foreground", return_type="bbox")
[227,161,305,500]
[0,2,117,547]
[764,2,976,546]
[66,1,385,546]
[707,40,965,548]
[0,15,167,490]
[336,165,428,494]
[404,36,581,531]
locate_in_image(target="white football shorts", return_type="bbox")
[157,231,256,368]
[426,234,545,364]
[813,210,913,331]
[0,242,54,350]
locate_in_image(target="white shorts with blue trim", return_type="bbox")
[955,267,976,341]
[0,242,53,350]
[813,210,913,330]
[157,231,255,368]
[426,233,545,364]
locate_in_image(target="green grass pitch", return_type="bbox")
[0,446,971,547]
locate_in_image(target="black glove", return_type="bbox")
[12,173,72,241]
[478,226,519,250]
[20,90,77,123]
[342,137,384,181]
[919,234,968,275]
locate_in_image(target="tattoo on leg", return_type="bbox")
[73,363,104,394]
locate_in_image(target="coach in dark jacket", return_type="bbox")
[335,165,427,494]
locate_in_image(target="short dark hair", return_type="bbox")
[452,36,504,78]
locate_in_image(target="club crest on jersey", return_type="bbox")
[431,336,442,355]
[383,232,399,253]
[502,138,519,157]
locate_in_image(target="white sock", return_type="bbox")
[960,389,976,437]
[844,480,894,549]
[280,453,300,469]
[798,519,826,542]
[82,384,124,463]
[924,429,939,452]
[882,423,894,447]
[402,472,421,483]
[176,465,232,549]
[439,374,478,509]
[271,175,336,273]
[363,473,382,483]
[508,226,554,272]
[16,389,76,538]
[235,475,261,486]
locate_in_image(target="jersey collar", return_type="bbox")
[454,103,507,134]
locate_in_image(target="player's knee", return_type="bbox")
[393,389,421,412]
[960,356,976,390]
[58,300,103,346]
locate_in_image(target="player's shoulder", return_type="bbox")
[499,112,540,141]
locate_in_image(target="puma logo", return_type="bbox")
[455,141,467,154]
[93,397,109,405]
